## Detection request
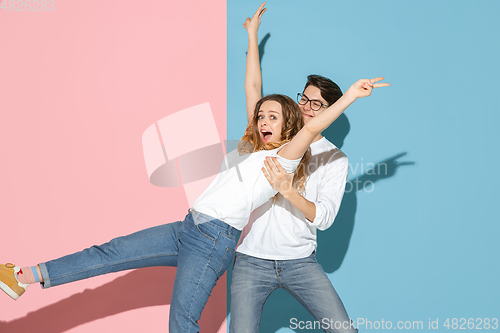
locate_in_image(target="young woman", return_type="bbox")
[229,3,388,333]
[1,17,388,333]
[4,95,303,333]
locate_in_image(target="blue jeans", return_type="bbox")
[38,210,239,333]
[229,252,358,333]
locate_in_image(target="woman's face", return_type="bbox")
[299,85,329,124]
[257,100,283,143]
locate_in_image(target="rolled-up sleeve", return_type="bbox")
[274,154,302,173]
[310,153,349,230]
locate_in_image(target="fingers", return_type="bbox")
[254,2,266,17]
[271,157,286,173]
[349,77,390,99]
[259,7,267,18]
[370,77,385,83]
[373,83,391,88]
[245,3,266,28]
[359,78,373,86]
[370,77,391,88]
[264,157,280,176]
[362,80,373,91]
[262,157,273,178]
[262,166,271,180]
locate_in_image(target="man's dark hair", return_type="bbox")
[303,74,343,106]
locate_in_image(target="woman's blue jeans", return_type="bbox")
[38,210,239,333]
[229,252,358,333]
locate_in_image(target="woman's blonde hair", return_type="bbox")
[238,94,311,194]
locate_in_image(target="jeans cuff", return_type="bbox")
[37,262,51,289]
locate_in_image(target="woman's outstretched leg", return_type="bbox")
[1,215,187,300]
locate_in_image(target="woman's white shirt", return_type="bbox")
[192,145,302,230]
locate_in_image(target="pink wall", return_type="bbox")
[0,0,227,332]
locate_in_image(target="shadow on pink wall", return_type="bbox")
[1,104,229,332]
[0,268,227,332]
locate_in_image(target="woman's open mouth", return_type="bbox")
[261,129,273,142]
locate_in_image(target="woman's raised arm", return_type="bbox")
[244,2,267,123]
[278,77,391,160]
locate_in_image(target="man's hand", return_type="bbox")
[262,156,295,197]
[262,156,317,222]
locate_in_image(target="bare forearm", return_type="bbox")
[282,189,316,222]
[278,94,356,161]
[245,32,261,91]
[304,77,390,136]
[304,93,356,135]
[245,31,262,121]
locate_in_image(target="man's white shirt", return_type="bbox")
[236,137,349,259]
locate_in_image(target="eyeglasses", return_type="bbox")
[297,93,328,111]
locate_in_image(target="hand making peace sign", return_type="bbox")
[243,2,267,35]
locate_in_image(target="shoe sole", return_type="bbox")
[0,280,20,300]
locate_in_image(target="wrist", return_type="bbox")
[281,187,299,200]
[247,31,259,40]
[341,91,357,104]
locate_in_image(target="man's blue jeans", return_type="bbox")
[38,210,238,333]
[229,252,358,333]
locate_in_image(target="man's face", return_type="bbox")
[299,85,328,124]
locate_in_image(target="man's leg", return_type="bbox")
[229,253,279,333]
[280,253,358,333]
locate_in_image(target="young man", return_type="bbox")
[229,4,357,333]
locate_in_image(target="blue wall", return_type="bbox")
[227,0,500,332]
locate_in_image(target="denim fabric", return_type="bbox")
[229,252,358,333]
[38,210,238,333]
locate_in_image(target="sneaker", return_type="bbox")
[0,263,29,300]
